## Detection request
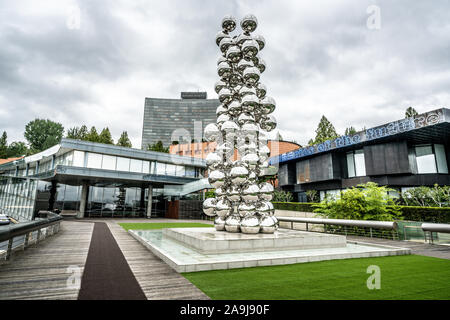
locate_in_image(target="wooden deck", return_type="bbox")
[0,218,209,300]
[0,221,93,300]
[106,221,209,300]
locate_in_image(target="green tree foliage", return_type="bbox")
[272,189,293,202]
[66,125,88,140]
[85,126,100,142]
[345,126,357,135]
[310,115,339,145]
[116,131,132,148]
[0,131,7,158]
[405,107,419,118]
[400,185,450,207]
[6,142,29,157]
[98,127,114,145]
[24,119,64,153]
[147,141,169,153]
[205,189,216,198]
[313,182,401,221]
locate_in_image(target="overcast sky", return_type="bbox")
[0,0,449,148]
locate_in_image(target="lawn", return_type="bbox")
[119,222,213,231]
[183,255,450,300]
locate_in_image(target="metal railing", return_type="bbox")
[421,223,450,244]
[0,213,63,262]
[277,216,399,240]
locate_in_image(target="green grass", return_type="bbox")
[119,222,213,231]
[183,255,450,300]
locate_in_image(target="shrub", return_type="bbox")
[399,184,450,207]
[272,189,293,202]
[313,182,401,221]
[273,202,316,212]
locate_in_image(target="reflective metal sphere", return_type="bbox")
[243,67,260,86]
[216,104,228,117]
[215,31,228,46]
[215,198,232,218]
[202,197,217,216]
[256,83,267,99]
[204,123,221,142]
[206,152,222,169]
[218,87,232,104]
[260,114,277,131]
[237,59,254,73]
[228,186,241,202]
[225,214,241,233]
[227,100,242,115]
[240,14,258,33]
[219,37,233,53]
[259,182,274,201]
[214,80,227,93]
[257,58,266,73]
[214,216,226,231]
[259,215,278,233]
[226,45,242,63]
[238,202,256,216]
[222,15,236,33]
[208,170,226,188]
[254,34,266,50]
[242,183,260,202]
[240,215,260,234]
[217,61,232,79]
[242,39,259,59]
[237,112,255,126]
[230,165,249,185]
[241,94,259,113]
[260,96,276,114]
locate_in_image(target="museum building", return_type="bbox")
[0,139,208,221]
[272,108,450,202]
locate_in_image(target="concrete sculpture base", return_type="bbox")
[130,227,411,273]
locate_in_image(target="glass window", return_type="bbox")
[435,144,448,174]
[185,166,196,177]
[63,152,74,166]
[73,150,85,167]
[176,165,185,176]
[142,161,150,174]
[347,149,365,177]
[116,157,130,172]
[346,152,355,178]
[86,153,103,169]
[415,145,437,174]
[296,160,310,183]
[102,155,117,170]
[354,150,366,176]
[130,159,143,173]
[156,162,166,175]
[166,164,176,176]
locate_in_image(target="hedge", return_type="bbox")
[273,202,450,223]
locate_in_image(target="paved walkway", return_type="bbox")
[347,236,450,259]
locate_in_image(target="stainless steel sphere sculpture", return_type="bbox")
[202,14,279,234]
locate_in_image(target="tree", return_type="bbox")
[98,128,114,145]
[66,125,88,140]
[0,131,7,158]
[117,131,132,148]
[147,141,169,153]
[7,142,28,157]
[310,115,339,145]
[345,126,357,135]
[85,127,99,142]
[405,107,419,118]
[24,119,64,153]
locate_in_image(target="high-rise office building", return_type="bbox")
[141,92,219,149]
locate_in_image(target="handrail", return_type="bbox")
[276,216,397,230]
[421,223,450,233]
[0,213,63,261]
[0,214,62,242]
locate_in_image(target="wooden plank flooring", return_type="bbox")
[0,221,94,300]
[106,221,209,300]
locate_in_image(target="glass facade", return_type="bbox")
[0,176,37,221]
[415,144,448,174]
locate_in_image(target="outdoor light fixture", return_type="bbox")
[203,14,278,234]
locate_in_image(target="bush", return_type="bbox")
[391,205,450,223]
[399,185,450,207]
[312,182,401,221]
